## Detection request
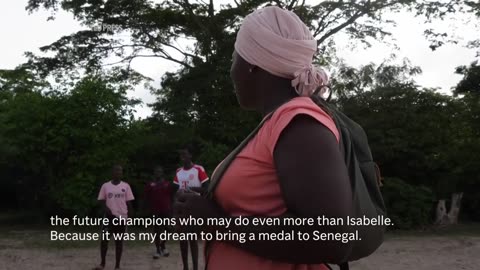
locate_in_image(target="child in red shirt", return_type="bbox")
[144,166,176,258]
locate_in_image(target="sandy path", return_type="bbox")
[1,236,479,270]
[350,236,480,270]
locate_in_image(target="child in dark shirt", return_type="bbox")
[144,166,176,258]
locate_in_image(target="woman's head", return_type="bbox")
[231,6,328,110]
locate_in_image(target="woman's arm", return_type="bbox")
[224,114,354,264]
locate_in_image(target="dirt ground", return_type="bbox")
[1,236,479,270]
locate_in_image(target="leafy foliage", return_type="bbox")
[382,177,435,229]
[0,74,140,215]
[334,61,480,223]
[455,61,480,96]
[21,1,475,171]
[0,1,479,227]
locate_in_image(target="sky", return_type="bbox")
[0,0,478,119]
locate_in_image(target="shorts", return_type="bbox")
[152,212,172,234]
[102,214,127,236]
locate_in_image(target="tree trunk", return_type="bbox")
[435,199,449,226]
[447,192,463,225]
[435,192,463,226]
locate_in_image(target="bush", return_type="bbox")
[55,172,98,216]
[197,140,230,173]
[381,177,435,230]
[461,185,480,222]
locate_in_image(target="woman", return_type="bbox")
[174,6,353,270]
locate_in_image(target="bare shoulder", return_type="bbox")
[275,114,338,153]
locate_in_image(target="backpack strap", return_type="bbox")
[374,163,383,187]
[205,112,274,200]
[203,112,274,270]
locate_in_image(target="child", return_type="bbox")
[94,165,134,270]
[174,145,209,270]
[144,165,175,258]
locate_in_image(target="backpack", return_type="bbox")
[205,92,387,270]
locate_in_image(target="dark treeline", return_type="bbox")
[0,0,479,229]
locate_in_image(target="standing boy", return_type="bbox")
[144,165,175,258]
[174,145,209,270]
[94,165,134,270]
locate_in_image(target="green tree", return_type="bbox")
[333,61,480,224]
[452,61,480,221]
[6,0,478,224]
[21,0,468,172]
[455,61,480,96]
[24,0,460,73]
[0,72,140,215]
